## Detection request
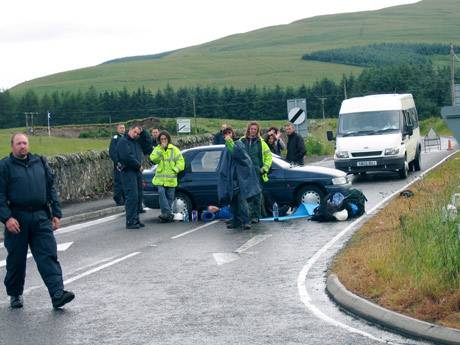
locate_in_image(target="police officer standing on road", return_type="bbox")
[0,133,74,309]
[117,125,152,229]
[109,123,126,206]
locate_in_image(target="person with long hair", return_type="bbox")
[150,131,185,223]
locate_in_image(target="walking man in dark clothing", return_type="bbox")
[0,133,74,309]
[117,125,152,229]
[109,123,126,206]
[285,123,306,166]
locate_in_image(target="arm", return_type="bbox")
[108,137,118,162]
[138,129,153,155]
[261,140,273,173]
[117,139,141,170]
[149,146,164,164]
[172,148,185,174]
[295,136,306,161]
[41,156,62,220]
[0,161,12,224]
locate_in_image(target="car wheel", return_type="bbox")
[398,159,409,179]
[174,191,192,215]
[296,185,324,205]
[413,150,421,171]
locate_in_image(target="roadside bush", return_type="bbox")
[79,128,111,138]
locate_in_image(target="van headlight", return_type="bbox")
[332,176,348,185]
[384,147,400,156]
[336,151,349,159]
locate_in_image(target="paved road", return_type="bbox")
[0,148,455,345]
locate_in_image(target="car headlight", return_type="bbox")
[332,176,348,185]
[336,151,349,159]
[384,147,400,155]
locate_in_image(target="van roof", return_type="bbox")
[340,94,415,114]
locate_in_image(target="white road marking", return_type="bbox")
[171,220,219,239]
[297,150,459,342]
[213,234,272,265]
[0,242,73,268]
[64,252,141,285]
[55,214,123,236]
[57,241,73,251]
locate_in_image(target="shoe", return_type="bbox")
[227,223,241,229]
[139,208,146,213]
[52,290,75,309]
[126,224,140,229]
[10,295,23,309]
[158,213,168,220]
[243,224,251,230]
[224,219,232,225]
[251,218,259,224]
[138,222,145,227]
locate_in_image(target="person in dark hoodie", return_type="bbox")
[217,127,261,230]
[0,133,74,309]
[108,123,126,206]
[285,123,306,166]
[117,125,152,229]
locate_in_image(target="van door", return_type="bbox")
[402,110,416,161]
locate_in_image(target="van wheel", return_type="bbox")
[399,160,409,179]
[413,150,421,171]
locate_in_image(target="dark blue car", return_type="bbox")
[142,145,351,212]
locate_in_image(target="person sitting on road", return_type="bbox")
[150,131,185,223]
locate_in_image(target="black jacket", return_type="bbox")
[117,131,152,171]
[286,132,306,165]
[213,131,225,145]
[109,134,122,164]
[0,153,62,222]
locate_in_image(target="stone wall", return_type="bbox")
[48,134,215,202]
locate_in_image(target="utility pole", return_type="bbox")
[318,97,327,120]
[24,112,38,135]
[192,96,197,134]
[451,44,456,106]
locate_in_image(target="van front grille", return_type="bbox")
[351,151,382,157]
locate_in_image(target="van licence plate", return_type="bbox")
[357,161,377,167]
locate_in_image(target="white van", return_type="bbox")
[327,94,421,178]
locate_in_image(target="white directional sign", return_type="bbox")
[177,119,191,134]
[288,107,306,125]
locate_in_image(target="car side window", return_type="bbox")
[190,151,222,173]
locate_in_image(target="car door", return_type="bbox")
[179,149,223,209]
[265,159,290,204]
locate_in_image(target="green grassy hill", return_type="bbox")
[10,0,460,96]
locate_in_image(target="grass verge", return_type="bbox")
[332,153,460,329]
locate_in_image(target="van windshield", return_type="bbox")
[338,110,401,137]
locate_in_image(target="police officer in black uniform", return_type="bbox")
[109,123,126,206]
[0,133,74,309]
[117,125,152,229]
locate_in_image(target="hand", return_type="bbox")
[224,134,232,141]
[259,167,265,174]
[52,217,60,231]
[6,217,20,234]
[161,142,168,149]
[275,132,281,139]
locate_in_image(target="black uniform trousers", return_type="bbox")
[113,166,124,205]
[121,169,143,226]
[4,209,63,298]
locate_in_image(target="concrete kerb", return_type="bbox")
[59,205,125,227]
[327,274,460,345]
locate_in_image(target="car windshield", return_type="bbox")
[338,110,401,137]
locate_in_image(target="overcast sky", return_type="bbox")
[0,0,420,90]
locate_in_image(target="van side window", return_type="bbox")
[403,110,412,128]
[409,108,419,128]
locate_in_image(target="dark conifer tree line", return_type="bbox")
[0,63,454,129]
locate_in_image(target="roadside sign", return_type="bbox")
[288,107,306,125]
[177,119,191,134]
[287,99,307,138]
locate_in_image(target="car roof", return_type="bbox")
[181,144,224,154]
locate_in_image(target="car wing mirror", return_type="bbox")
[326,131,335,141]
